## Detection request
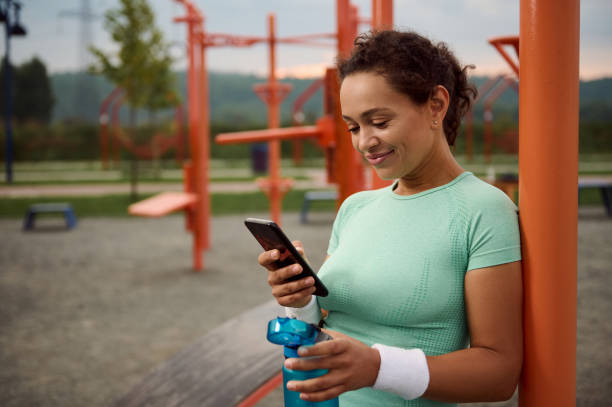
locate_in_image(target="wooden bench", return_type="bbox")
[128,191,197,217]
[23,203,77,230]
[578,177,612,216]
[113,300,285,407]
[300,190,338,224]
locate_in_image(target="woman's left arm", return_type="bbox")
[423,260,523,402]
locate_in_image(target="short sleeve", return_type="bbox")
[467,193,521,271]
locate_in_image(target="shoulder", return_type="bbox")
[338,186,387,213]
[452,173,517,213]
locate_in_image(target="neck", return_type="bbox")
[394,133,464,196]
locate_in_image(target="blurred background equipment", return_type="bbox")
[1,0,26,183]
[58,0,101,120]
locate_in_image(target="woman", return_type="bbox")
[258,30,522,406]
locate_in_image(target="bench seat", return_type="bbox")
[578,177,612,216]
[23,203,77,230]
[113,300,284,407]
[128,192,198,217]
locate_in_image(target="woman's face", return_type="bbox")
[339,72,436,180]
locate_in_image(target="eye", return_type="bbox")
[347,126,359,135]
[373,121,389,129]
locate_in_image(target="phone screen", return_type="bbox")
[250,226,297,269]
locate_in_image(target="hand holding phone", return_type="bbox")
[245,218,329,298]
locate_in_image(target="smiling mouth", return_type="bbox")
[365,150,394,166]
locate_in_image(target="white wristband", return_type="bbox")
[284,296,322,325]
[371,344,430,400]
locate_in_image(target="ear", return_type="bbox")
[429,85,450,129]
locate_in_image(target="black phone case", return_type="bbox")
[245,218,329,297]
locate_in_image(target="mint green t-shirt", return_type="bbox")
[316,172,521,407]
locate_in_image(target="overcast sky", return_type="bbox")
[4,0,611,80]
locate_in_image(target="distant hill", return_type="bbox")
[49,71,612,125]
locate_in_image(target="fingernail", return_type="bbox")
[285,359,294,369]
[272,250,279,258]
[305,277,314,285]
[298,346,309,356]
[286,381,297,391]
[292,264,301,273]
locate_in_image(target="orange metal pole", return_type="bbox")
[379,0,393,29]
[267,13,283,226]
[518,0,579,405]
[371,0,379,28]
[217,126,322,144]
[198,22,211,258]
[182,6,204,270]
[483,77,517,164]
[335,0,365,204]
[489,36,520,78]
[110,95,125,164]
[368,0,395,189]
[99,88,123,170]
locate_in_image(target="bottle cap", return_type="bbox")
[267,317,319,348]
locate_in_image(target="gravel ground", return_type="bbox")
[0,208,610,406]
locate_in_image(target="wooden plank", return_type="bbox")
[578,176,612,188]
[113,300,285,407]
[29,203,73,212]
[128,192,197,217]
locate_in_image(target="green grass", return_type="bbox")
[0,190,338,218]
[6,175,309,186]
[0,187,606,219]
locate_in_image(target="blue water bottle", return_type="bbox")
[267,317,340,407]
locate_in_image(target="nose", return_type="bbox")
[355,127,379,153]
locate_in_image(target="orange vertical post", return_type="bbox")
[379,0,393,29]
[198,19,211,260]
[181,4,205,270]
[335,0,365,204]
[369,0,395,189]
[518,0,579,405]
[267,13,282,226]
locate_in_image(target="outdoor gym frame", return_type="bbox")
[123,0,579,404]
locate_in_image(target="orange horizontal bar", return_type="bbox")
[488,35,519,46]
[276,39,335,47]
[216,126,322,144]
[278,33,337,41]
[128,192,197,217]
[235,371,283,407]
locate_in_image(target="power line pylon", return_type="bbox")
[58,0,101,121]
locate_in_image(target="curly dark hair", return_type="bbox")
[337,30,477,146]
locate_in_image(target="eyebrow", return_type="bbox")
[342,107,395,122]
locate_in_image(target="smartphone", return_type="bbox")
[245,218,329,297]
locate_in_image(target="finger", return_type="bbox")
[292,240,304,255]
[271,276,315,297]
[320,328,345,340]
[267,264,303,285]
[297,338,347,358]
[286,373,346,399]
[299,385,346,403]
[285,354,344,371]
[258,249,280,270]
[275,286,317,307]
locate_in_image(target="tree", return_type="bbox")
[89,0,178,127]
[13,57,55,123]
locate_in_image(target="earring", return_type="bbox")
[432,120,438,126]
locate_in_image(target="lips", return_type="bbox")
[365,150,394,166]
